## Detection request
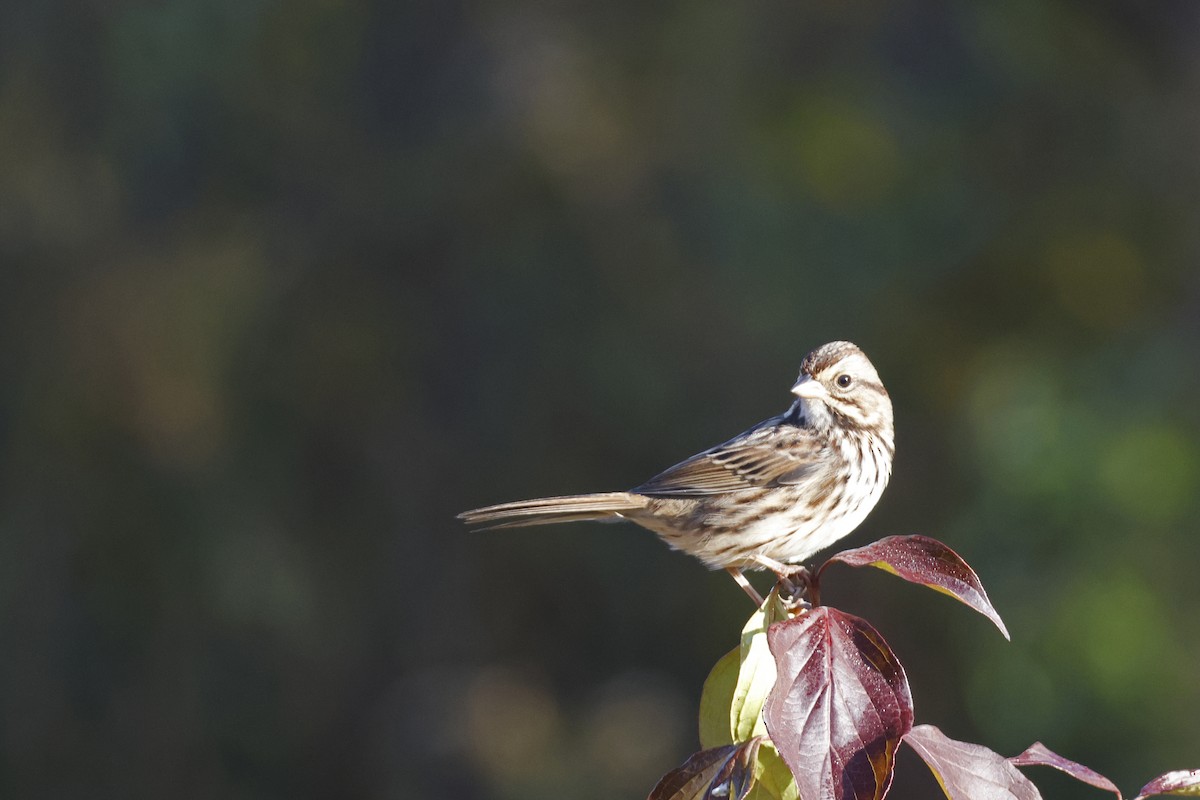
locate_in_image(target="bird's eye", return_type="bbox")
[836,374,853,388]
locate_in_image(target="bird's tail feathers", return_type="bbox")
[458,492,645,530]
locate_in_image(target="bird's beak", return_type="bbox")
[791,375,827,401]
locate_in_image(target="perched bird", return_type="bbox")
[459,341,894,603]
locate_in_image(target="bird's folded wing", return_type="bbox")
[632,422,823,496]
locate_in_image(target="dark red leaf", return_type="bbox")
[647,741,761,800]
[648,745,735,800]
[1010,742,1122,798]
[1134,769,1200,799]
[822,535,1010,640]
[709,738,761,800]
[763,606,913,800]
[905,724,1041,800]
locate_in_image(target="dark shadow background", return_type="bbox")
[2,2,1199,798]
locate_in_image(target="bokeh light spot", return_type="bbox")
[1099,424,1199,525]
[1045,231,1147,329]
[967,348,1074,498]
[465,669,564,784]
[794,101,900,211]
[580,673,688,793]
[1059,578,1175,706]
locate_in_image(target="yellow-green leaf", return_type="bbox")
[699,647,740,747]
[731,592,786,741]
[747,743,800,800]
[699,590,789,747]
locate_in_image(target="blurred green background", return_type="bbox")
[3,1,1199,798]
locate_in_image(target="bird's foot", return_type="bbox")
[752,556,813,610]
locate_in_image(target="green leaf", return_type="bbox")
[699,590,788,747]
[699,647,740,747]
[732,592,786,741]
[746,743,800,800]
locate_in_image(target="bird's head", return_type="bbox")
[790,341,894,437]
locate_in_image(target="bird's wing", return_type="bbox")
[632,419,824,497]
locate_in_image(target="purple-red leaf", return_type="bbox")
[822,535,1010,640]
[1135,769,1200,799]
[905,725,1042,800]
[763,606,913,800]
[1009,742,1122,798]
[647,741,761,800]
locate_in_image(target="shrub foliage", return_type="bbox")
[648,535,1199,800]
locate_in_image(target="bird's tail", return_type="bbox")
[458,492,647,529]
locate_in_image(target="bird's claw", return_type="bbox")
[775,566,813,610]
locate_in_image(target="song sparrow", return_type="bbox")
[459,341,894,603]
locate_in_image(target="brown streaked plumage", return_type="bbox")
[459,341,894,602]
